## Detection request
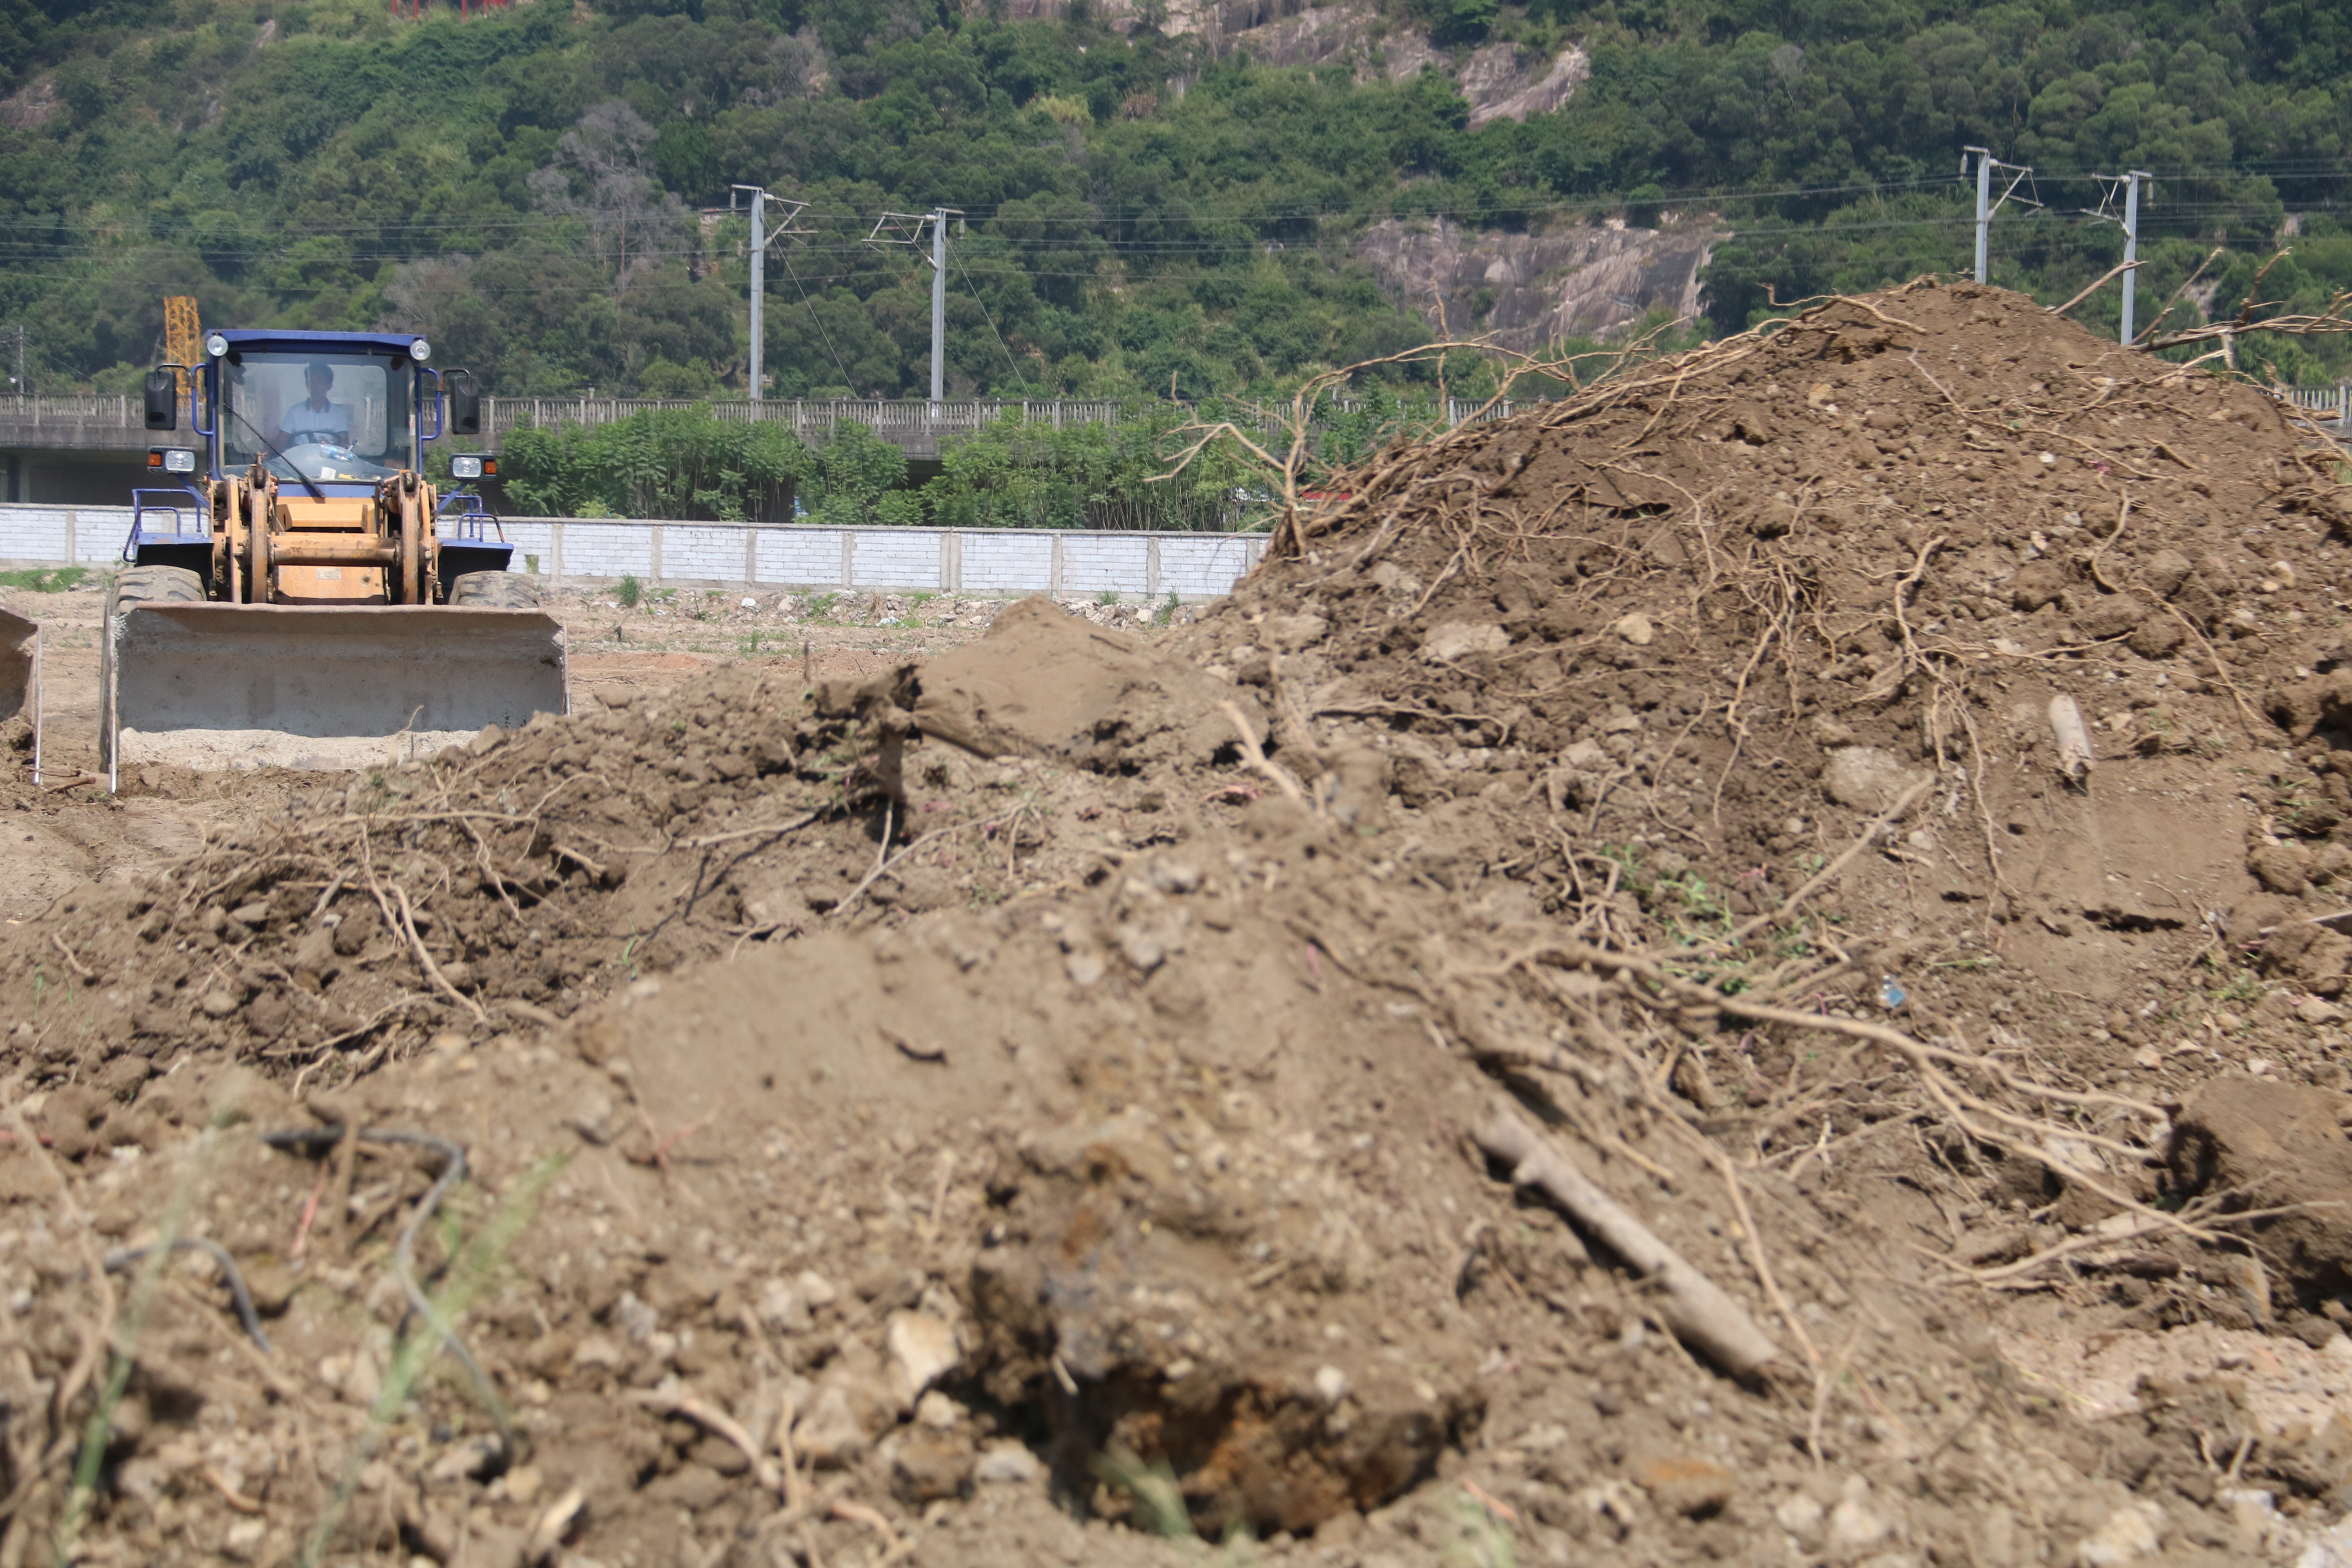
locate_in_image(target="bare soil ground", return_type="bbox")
[0,586,1170,921]
[11,282,2352,1568]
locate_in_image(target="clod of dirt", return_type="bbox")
[2171,1080,2352,1305]
[1820,745,1926,812]
[913,596,1264,768]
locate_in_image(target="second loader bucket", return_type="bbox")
[105,603,566,782]
[0,607,35,725]
[0,607,38,783]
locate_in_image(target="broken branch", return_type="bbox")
[1474,1099,1781,1378]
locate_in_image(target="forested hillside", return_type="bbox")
[0,0,2348,401]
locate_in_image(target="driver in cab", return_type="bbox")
[276,362,352,449]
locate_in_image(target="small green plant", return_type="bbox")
[615,573,643,608]
[808,591,839,619]
[1441,1488,1520,1568]
[48,1100,249,1565]
[1097,588,1120,606]
[303,1154,565,1566]
[0,566,89,591]
[1155,590,1181,627]
[523,553,540,575]
[739,631,767,656]
[1647,870,1733,946]
[2209,965,2268,1006]
[1092,1445,1197,1540]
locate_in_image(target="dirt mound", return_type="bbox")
[14,281,2352,1567]
[913,596,1262,768]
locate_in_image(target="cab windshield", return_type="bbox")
[221,351,415,484]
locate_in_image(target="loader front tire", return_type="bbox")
[114,565,208,608]
[446,571,542,610]
[103,566,209,783]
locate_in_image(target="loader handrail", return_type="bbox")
[126,487,208,561]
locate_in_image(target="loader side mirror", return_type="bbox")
[448,374,481,436]
[143,370,178,431]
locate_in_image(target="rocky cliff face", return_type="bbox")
[975,0,1651,350]
[984,0,1587,130]
[1354,218,1723,351]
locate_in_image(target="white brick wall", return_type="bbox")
[560,522,653,579]
[849,530,941,590]
[496,520,557,576]
[0,506,78,563]
[1161,534,1260,597]
[664,526,745,582]
[78,510,132,565]
[0,505,1263,599]
[962,533,1053,592]
[1060,534,1150,595]
[755,528,846,586]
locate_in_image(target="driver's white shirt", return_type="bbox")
[279,400,352,445]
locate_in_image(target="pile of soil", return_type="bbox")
[10,280,2352,1568]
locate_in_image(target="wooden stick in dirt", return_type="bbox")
[1219,701,1310,809]
[630,1387,783,1493]
[1474,1099,1781,1378]
[2047,259,2140,319]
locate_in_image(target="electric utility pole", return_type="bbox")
[868,208,962,408]
[2119,170,2149,344]
[729,185,809,404]
[2083,170,2153,343]
[1961,147,2039,284]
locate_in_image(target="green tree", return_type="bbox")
[499,404,810,519]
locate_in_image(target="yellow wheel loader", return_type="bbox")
[113,328,565,783]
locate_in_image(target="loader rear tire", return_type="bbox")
[446,571,542,610]
[114,565,207,608]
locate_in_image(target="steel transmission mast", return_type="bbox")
[729,185,810,403]
[869,208,964,408]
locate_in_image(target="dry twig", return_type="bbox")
[1474,1099,1780,1377]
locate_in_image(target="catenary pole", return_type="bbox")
[1967,147,1993,283]
[730,186,808,405]
[749,189,764,404]
[2120,170,2149,345]
[930,207,947,408]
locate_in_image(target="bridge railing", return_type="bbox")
[0,386,2341,441]
[474,396,1528,438]
[0,394,140,424]
[477,397,1135,440]
[0,392,1531,438]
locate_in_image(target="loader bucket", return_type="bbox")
[0,607,34,725]
[104,604,566,781]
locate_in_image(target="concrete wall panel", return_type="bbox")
[0,506,1263,599]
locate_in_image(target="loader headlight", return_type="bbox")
[205,332,228,358]
[410,337,431,362]
[148,448,196,473]
[450,456,483,479]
